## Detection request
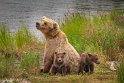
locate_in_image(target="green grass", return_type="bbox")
[22,63,118,83]
[61,10,124,61]
[0,25,13,52]
[15,26,33,49]
[20,51,40,74]
[118,58,124,83]
[0,53,15,78]
[61,13,89,52]
[0,24,43,79]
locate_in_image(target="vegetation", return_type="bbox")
[20,51,40,74]
[0,10,124,83]
[61,10,124,61]
[0,24,43,79]
[0,53,15,78]
[118,57,124,83]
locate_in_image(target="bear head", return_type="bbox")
[54,52,66,65]
[88,53,100,64]
[36,16,60,38]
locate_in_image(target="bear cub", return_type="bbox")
[78,53,100,74]
[49,52,70,75]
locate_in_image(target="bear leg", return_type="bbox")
[43,59,53,73]
[84,65,90,73]
[89,64,94,73]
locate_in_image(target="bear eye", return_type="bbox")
[44,22,47,25]
[95,58,98,60]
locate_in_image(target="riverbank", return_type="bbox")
[0,10,124,83]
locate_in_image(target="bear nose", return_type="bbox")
[36,22,40,27]
[59,59,62,62]
[97,61,100,64]
[36,22,40,25]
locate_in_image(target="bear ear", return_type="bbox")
[53,22,58,29]
[63,52,66,55]
[88,53,92,57]
[42,16,46,19]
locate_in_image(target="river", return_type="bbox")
[0,0,124,39]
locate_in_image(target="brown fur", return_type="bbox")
[49,52,67,75]
[36,16,80,73]
[78,53,100,74]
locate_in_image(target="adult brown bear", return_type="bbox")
[36,16,80,73]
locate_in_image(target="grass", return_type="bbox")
[0,24,44,79]
[0,53,15,78]
[61,10,124,61]
[61,13,88,52]
[15,26,33,49]
[0,25,13,54]
[0,10,124,83]
[118,57,124,83]
[20,51,40,74]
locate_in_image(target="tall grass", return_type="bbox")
[110,9,124,28]
[118,59,124,83]
[0,25,13,53]
[20,51,40,74]
[0,53,15,78]
[0,24,43,78]
[61,13,90,52]
[15,25,33,49]
[61,10,124,60]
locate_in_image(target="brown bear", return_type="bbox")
[78,53,100,74]
[36,16,80,73]
[49,52,69,75]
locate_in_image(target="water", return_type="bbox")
[0,0,124,39]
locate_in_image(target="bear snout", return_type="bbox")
[96,61,100,64]
[58,58,62,62]
[58,59,62,62]
[36,22,40,28]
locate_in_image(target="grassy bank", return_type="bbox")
[0,25,44,78]
[61,10,124,61]
[0,10,124,83]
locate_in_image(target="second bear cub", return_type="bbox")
[49,52,68,75]
[78,53,100,74]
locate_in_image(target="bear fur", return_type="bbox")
[49,52,69,75]
[78,52,100,74]
[36,16,80,73]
